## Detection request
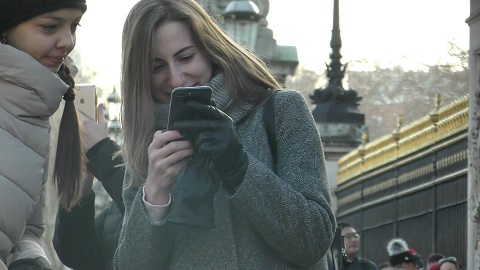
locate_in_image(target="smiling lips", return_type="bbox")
[45,56,65,66]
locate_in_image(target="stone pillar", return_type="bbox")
[466,1,480,268]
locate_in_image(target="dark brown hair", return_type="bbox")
[337,222,355,230]
[121,0,281,186]
[54,63,85,210]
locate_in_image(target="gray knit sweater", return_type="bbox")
[114,85,336,269]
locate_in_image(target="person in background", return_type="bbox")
[378,262,392,269]
[426,253,445,270]
[386,238,417,270]
[0,0,87,269]
[338,222,378,270]
[408,248,424,269]
[53,105,124,270]
[114,0,337,269]
[438,257,461,270]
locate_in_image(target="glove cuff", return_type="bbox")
[221,152,248,193]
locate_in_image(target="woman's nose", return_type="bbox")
[168,66,185,89]
[57,29,75,51]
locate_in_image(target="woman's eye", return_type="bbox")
[42,24,58,32]
[71,23,81,33]
[179,54,194,63]
[153,64,165,72]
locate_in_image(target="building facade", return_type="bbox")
[200,0,298,83]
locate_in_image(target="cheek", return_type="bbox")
[150,88,166,103]
[152,72,167,89]
[151,73,169,103]
[20,43,41,62]
[195,53,213,82]
[69,37,77,52]
[199,62,213,82]
[9,34,38,59]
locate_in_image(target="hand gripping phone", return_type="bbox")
[74,84,97,121]
[167,86,213,130]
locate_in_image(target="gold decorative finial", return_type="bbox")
[430,93,441,125]
[362,130,368,144]
[435,93,441,110]
[358,128,368,158]
[392,114,402,142]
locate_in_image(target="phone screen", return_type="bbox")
[167,86,212,130]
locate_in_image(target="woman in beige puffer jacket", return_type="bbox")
[0,0,87,268]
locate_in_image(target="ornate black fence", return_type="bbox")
[335,96,468,266]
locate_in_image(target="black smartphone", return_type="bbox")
[167,86,213,130]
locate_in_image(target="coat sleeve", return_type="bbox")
[87,138,125,214]
[7,186,52,269]
[53,192,103,269]
[53,138,125,269]
[114,174,175,270]
[231,90,337,267]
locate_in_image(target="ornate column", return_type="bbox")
[309,0,365,212]
[466,2,480,269]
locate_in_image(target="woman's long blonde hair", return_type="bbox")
[121,0,281,186]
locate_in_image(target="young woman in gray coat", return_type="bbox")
[114,0,336,269]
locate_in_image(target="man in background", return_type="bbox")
[339,222,379,270]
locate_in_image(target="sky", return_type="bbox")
[73,0,470,91]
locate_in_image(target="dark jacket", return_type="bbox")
[344,256,378,270]
[53,139,124,270]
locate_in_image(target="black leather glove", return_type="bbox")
[173,100,248,193]
[8,258,47,270]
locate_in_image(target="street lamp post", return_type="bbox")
[106,87,122,145]
[222,0,262,50]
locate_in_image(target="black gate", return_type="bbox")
[336,134,468,266]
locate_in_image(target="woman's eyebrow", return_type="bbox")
[173,46,195,57]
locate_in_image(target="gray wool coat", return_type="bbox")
[114,90,336,270]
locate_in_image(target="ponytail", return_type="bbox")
[54,63,86,210]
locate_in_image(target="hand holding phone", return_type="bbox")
[167,86,213,130]
[172,99,248,193]
[80,104,110,150]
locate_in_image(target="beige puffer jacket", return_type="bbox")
[0,44,68,267]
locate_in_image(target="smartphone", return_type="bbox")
[74,84,97,121]
[167,86,213,130]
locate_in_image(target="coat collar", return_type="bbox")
[0,44,69,117]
